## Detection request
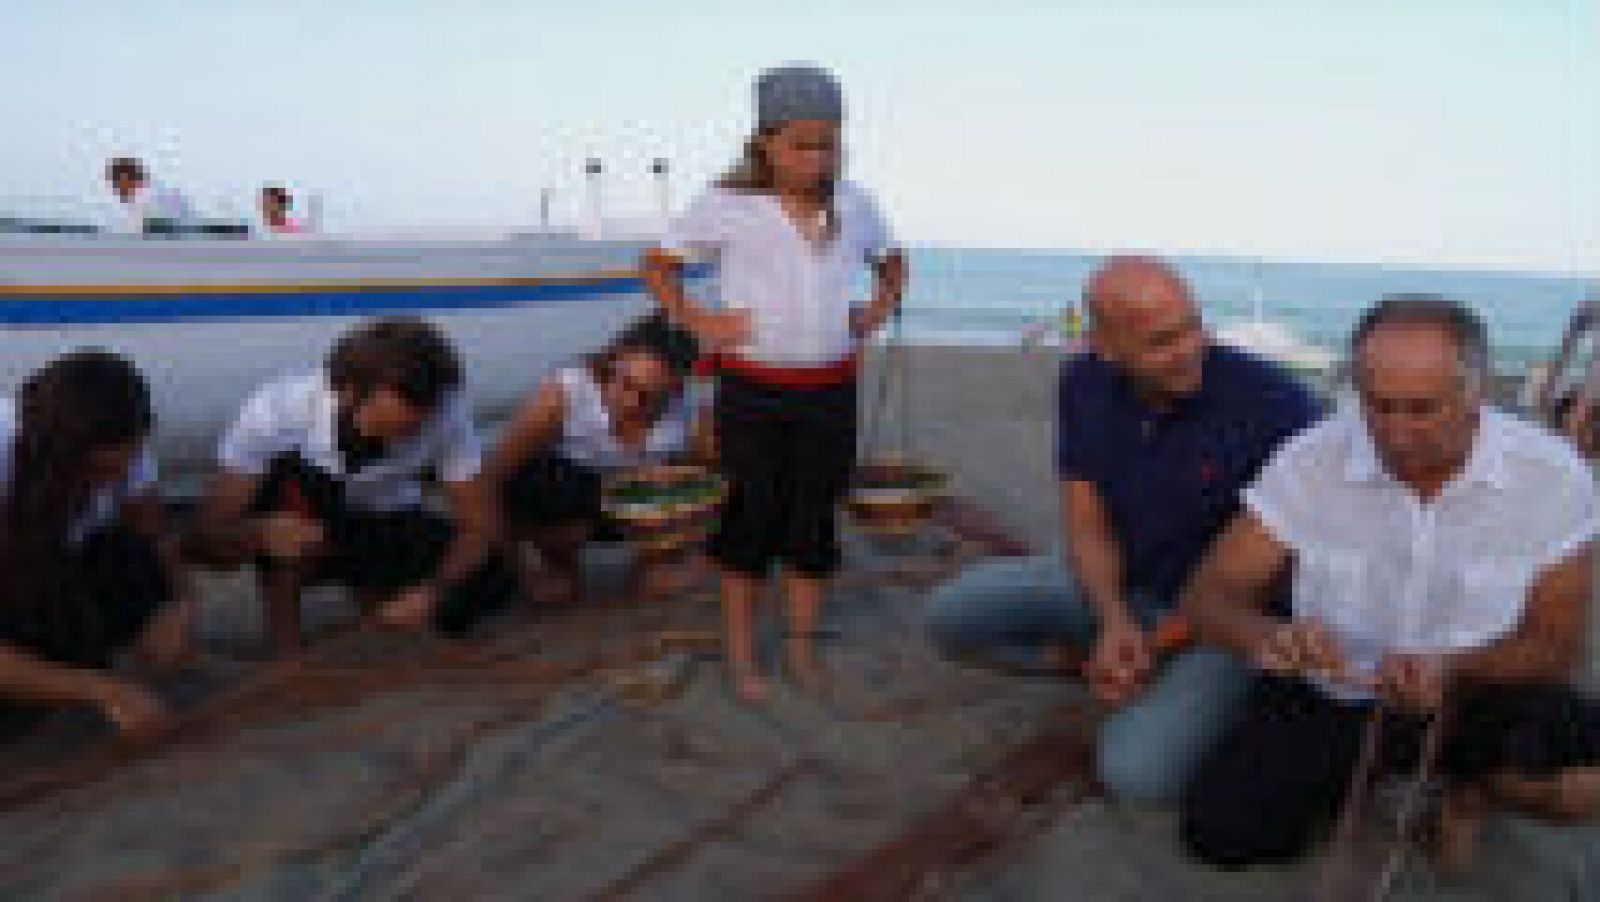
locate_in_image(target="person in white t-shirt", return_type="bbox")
[192,317,514,656]
[643,64,907,700]
[0,352,193,738]
[104,157,194,235]
[484,313,711,606]
[1181,296,1600,872]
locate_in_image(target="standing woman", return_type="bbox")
[643,64,907,700]
[0,351,193,737]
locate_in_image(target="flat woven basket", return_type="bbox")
[602,464,727,553]
[845,455,949,536]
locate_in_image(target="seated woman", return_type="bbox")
[485,315,711,604]
[0,351,192,738]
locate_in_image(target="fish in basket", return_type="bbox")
[845,455,950,537]
[602,464,728,556]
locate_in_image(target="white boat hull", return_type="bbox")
[0,235,701,474]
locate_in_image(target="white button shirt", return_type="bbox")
[658,180,894,367]
[1245,401,1597,699]
[218,370,483,513]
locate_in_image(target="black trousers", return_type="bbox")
[707,374,858,578]
[251,457,516,635]
[1181,675,1600,869]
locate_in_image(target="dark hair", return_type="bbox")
[586,312,700,383]
[327,317,462,410]
[106,157,146,182]
[0,351,153,614]
[717,125,839,238]
[261,185,293,207]
[1349,294,1491,385]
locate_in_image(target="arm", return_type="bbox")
[1451,544,1592,685]
[426,476,500,593]
[1060,478,1133,628]
[189,470,270,568]
[852,249,909,338]
[642,250,749,350]
[1181,511,1294,660]
[685,404,718,468]
[122,493,197,667]
[480,380,567,488]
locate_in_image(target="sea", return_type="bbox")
[897,247,1597,375]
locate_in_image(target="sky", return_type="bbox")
[1,0,1594,273]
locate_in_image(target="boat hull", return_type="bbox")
[0,235,701,474]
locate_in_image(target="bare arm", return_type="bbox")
[0,642,119,710]
[189,470,269,568]
[429,477,500,593]
[1452,544,1592,685]
[685,405,718,468]
[1061,479,1133,627]
[853,250,908,337]
[1181,511,1294,659]
[480,380,567,488]
[643,249,707,330]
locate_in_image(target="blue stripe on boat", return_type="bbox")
[0,265,712,326]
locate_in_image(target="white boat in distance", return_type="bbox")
[0,232,709,474]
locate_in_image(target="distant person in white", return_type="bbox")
[104,157,193,235]
[1181,295,1600,872]
[256,184,309,237]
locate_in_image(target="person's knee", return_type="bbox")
[924,577,984,655]
[1095,728,1187,807]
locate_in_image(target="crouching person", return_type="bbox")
[0,352,193,737]
[484,313,711,605]
[1181,296,1600,873]
[192,317,515,656]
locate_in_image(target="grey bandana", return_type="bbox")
[755,64,844,128]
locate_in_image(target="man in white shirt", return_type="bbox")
[104,157,194,235]
[1180,295,1600,870]
[192,317,513,655]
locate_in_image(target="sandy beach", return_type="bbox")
[0,344,1593,900]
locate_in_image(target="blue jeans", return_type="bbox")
[926,554,1251,806]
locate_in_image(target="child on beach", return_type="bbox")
[0,351,193,737]
[193,316,516,655]
[643,64,907,700]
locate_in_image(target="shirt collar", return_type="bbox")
[1343,402,1509,491]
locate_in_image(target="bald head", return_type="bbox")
[1082,255,1207,401]
[1083,255,1193,330]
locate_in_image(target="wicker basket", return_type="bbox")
[845,456,949,537]
[602,464,727,555]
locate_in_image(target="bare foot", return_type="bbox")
[731,664,770,702]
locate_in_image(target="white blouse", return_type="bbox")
[1245,403,1597,699]
[658,180,895,367]
[218,369,483,512]
[554,366,704,471]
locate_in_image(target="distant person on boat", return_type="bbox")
[256,184,309,236]
[0,352,194,738]
[643,63,907,701]
[103,157,194,235]
[1180,295,1600,871]
[924,255,1321,806]
[191,317,515,655]
[484,313,712,605]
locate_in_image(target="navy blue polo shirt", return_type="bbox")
[1057,343,1322,607]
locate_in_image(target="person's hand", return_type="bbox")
[1086,617,1154,705]
[90,677,174,740]
[849,305,895,341]
[375,583,440,631]
[1253,620,1360,687]
[688,309,753,351]
[256,512,325,563]
[1374,653,1451,713]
